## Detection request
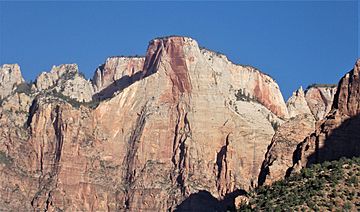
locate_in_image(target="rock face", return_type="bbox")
[35,64,94,102]
[293,59,360,170]
[92,56,145,97]
[286,86,312,118]
[0,36,289,211]
[258,87,316,185]
[305,85,337,120]
[258,113,315,185]
[258,83,338,185]
[0,64,24,99]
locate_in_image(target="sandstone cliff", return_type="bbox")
[258,81,339,185]
[0,36,290,211]
[292,59,360,171]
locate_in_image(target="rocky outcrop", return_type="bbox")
[258,87,315,186]
[36,64,78,90]
[258,83,338,185]
[286,86,312,118]
[36,64,94,102]
[0,36,290,211]
[93,56,145,89]
[293,59,360,171]
[92,57,145,99]
[258,113,315,185]
[0,64,24,99]
[305,85,337,120]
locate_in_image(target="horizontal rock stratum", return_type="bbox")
[0,36,358,211]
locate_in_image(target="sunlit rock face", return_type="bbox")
[0,64,24,99]
[0,36,294,211]
[286,86,312,118]
[305,85,337,121]
[92,56,145,100]
[35,64,94,102]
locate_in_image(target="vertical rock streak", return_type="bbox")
[123,105,149,209]
[215,134,230,196]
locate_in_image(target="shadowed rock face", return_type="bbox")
[2,36,346,211]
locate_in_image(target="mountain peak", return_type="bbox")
[332,58,360,116]
[0,64,24,99]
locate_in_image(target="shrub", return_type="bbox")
[235,89,251,102]
[240,157,360,211]
[306,83,337,90]
[271,121,280,131]
[15,82,32,95]
[347,176,358,186]
[0,151,13,166]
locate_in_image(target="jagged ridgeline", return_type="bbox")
[0,36,358,211]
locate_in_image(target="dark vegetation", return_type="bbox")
[51,90,100,109]
[0,151,13,166]
[153,34,193,41]
[15,82,33,95]
[199,46,226,58]
[306,83,337,90]
[108,55,144,58]
[270,121,280,131]
[238,157,360,211]
[175,189,246,212]
[235,88,259,103]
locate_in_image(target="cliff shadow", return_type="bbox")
[257,161,270,186]
[174,189,246,212]
[305,114,360,167]
[92,70,153,101]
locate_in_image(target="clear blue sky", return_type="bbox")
[0,1,358,99]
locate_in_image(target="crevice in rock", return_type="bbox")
[215,134,230,195]
[257,156,274,186]
[44,191,53,211]
[122,104,149,209]
[31,105,64,211]
[52,105,63,164]
[26,97,39,128]
[171,102,191,196]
